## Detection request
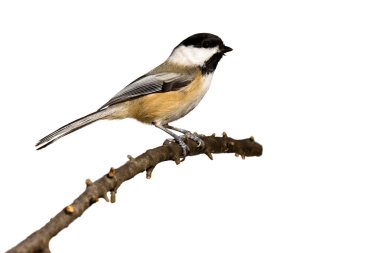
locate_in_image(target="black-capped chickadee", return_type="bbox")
[36,33,232,157]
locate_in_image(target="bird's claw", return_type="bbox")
[178,140,190,160]
[166,132,205,149]
[184,132,205,148]
[165,132,205,161]
[165,136,190,160]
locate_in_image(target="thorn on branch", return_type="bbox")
[234,153,246,160]
[107,168,115,178]
[174,156,181,165]
[110,191,116,203]
[220,132,229,151]
[85,179,93,187]
[205,151,213,160]
[64,205,74,215]
[146,166,155,179]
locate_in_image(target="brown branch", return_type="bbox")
[6,133,262,253]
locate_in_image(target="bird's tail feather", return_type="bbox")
[36,108,115,150]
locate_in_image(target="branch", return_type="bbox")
[7,133,262,253]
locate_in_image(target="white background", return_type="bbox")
[1,1,379,252]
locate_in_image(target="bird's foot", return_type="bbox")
[175,137,190,161]
[165,132,205,149]
[165,136,190,160]
[183,132,205,148]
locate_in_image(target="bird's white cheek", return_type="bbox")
[169,46,218,66]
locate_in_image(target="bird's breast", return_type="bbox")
[126,73,214,125]
[182,73,213,114]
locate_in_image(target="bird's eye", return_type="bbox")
[202,40,212,48]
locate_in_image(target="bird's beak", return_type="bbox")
[221,45,233,53]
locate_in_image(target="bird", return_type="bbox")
[36,33,232,158]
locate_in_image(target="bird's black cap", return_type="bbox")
[178,33,232,52]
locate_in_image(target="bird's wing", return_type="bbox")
[98,72,194,110]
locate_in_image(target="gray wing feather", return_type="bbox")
[98,72,194,110]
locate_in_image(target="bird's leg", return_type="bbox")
[154,123,190,159]
[165,124,205,148]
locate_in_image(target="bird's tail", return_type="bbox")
[36,108,116,150]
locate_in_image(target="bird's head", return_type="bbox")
[168,33,232,73]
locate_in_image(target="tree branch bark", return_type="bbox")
[6,133,262,253]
